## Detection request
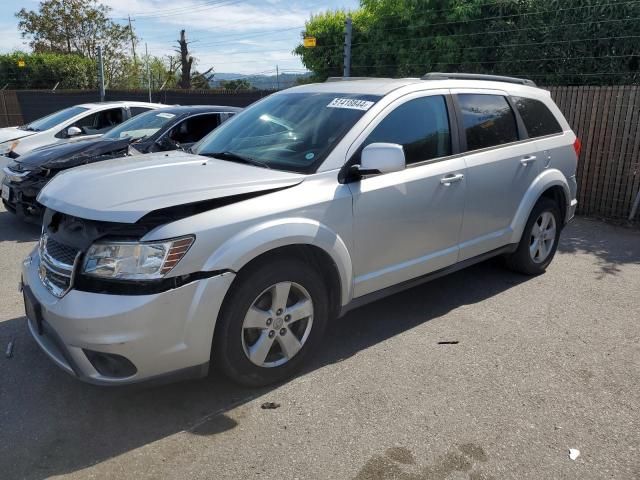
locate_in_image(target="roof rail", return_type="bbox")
[421,72,537,87]
[325,77,380,82]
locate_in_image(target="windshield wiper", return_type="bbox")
[202,151,271,169]
[19,125,39,132]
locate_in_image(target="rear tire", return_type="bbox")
[506,197,562,275]
[213,258,329,387]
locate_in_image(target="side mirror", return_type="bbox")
[67,126,82,137]
[359,142,406,175]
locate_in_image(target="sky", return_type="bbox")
[0,0,359,75]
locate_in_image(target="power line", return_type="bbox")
[350,55,638,69]
[125,0,248,19]
[357,0,640,32]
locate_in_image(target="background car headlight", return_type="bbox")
[82,236,194,280]
[0,140,19,154]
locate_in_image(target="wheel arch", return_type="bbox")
[509,169,571,244]
[203,217,353,310]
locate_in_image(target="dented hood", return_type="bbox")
[38,150,304,223]
[15,137,131,170]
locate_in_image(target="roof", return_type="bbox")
[77,101,164,109]
[283,76,547,98]
[151,105,242,115]
[287,78,423,96]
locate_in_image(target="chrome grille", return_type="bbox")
[39,233,80,298]
[44,237,79,265]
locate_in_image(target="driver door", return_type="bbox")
[347,92,467,298]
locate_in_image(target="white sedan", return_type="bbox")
[0,101,164,161]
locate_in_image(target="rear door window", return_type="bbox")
[362,95,452,164]
[457,94,518,151]
[512,96,563,138]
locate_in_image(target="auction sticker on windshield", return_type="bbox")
[156,113,176,119]
[327,98,375,111]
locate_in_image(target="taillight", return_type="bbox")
[573,138,582,158]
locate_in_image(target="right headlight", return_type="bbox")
[82,236,194,280]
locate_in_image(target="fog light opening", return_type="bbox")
[83,349,137,378]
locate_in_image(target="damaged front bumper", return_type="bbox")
[22,248,236,386]
[1,170,48,222]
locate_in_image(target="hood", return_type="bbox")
[38,150,305,223]
[14,137,131,171]
[0,127,35,144]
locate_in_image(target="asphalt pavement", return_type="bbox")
[0,205,638,480]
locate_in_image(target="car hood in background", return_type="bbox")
[14,137,132,171]
[38,150,305,223]
[0,127,36,144]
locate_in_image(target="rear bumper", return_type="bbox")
[566,175,578,223]
[22,248,236,386]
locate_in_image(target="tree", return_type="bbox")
[174,30,215,89]
[176,30,194,89]
[294,0,640,85]
[0,51,95,89]
[16,0,134,86]
[220,79,253,91]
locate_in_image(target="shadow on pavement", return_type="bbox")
[558,217,640,278]
[0,210,41,243]
[0,258,529,480]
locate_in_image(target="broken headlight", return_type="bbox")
[82,236,194,280]
[0,139,19,155]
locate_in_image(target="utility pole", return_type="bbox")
[276,65,279,90]
[343,16,352,78]
[128,15,137,63]
[97,45,105,102]
[145,42,152,102]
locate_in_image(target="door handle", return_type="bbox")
[520,155,537,166]
[440,173,464,185]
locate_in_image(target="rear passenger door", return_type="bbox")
[453,91,541,261]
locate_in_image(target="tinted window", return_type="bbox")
[74,108,124,134]
[169,114,221,144]
[130,107,154,117]
[458,94,518,151]
[513,96,562,138]
[363,96,451,164]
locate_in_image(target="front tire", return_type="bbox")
[213,258,329,387]
[506,197,562,275]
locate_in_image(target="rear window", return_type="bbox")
[513,96,563,138]
[457,94,518,151]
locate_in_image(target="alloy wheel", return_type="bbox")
[529,211,556,263]
[241,281,314,368]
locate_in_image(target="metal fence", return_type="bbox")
[0,86,638,221]
[0,89,272,126]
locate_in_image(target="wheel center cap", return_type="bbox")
[273,317,284,329]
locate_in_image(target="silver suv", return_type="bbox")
[21,73,579,386]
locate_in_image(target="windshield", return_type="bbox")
[194,92,381,173]
[22,106,89,132]
[104,110,176,141]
